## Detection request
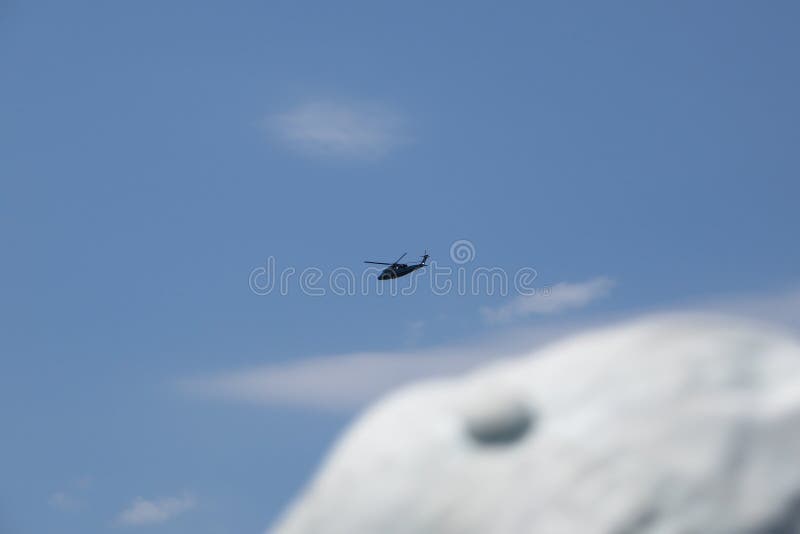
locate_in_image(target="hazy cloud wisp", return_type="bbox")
[180,285,800,416]
[268,100,406,159]
[181,351,488,413]
[117,493,195,526]
[178,323,577,413]
[48,492,79,511]
[482,277,615,322]
[48,476,92,512]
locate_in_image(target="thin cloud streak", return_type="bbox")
[482,277,615,322]
[179,325,576,413]
[267,100,407,159]
[181,352,488,413]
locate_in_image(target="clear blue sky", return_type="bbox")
[2,1,799,532]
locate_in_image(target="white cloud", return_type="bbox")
[117,493,195,526]
[267,100,406,159]
[267,313,800,534]
[482,277,615,322]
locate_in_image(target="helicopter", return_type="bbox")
[365,250,429,280]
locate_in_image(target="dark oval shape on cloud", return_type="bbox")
[465,398,535,446]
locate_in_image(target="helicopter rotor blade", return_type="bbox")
[392,252,407,265]
[364,261,394,265]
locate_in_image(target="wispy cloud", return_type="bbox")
[48,476,93,512]
[117,493,195,527]
[179,284,800,415]
[700,286,800,332]
[48,491,79,511]
[181,352,484,413]
[179,325,575,413]
[267,100,407,159]
[482,277,615,322]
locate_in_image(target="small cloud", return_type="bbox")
[48,491,79,511]
[267,100,406,159]
[483,277,615,322]
[48,476,93,512]
[117,493,195,527]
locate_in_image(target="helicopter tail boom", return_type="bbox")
[419,249,429,265]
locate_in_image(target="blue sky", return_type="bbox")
[1,1,799,532]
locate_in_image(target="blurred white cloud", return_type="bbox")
[482,276,615,322]
[268,314,800,534]
[117,493,195,526]
[267,100,407,159]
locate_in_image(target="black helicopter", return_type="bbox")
[365,251,429,280]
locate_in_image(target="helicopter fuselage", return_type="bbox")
[378,263,426,280]
[365,251,429,281]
